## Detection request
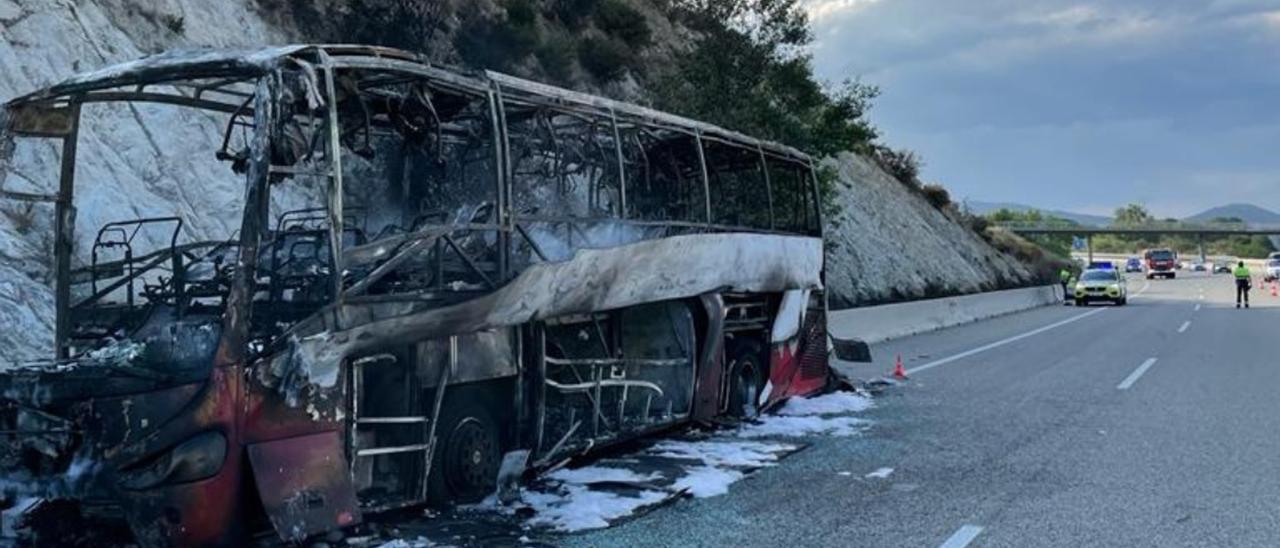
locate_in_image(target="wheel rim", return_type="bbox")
[443,416,497,501]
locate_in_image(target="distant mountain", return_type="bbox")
[965,200,1113,227]
[1183,204,1280,225]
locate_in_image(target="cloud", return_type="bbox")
[803,0,883,22]
[807,0,1280,216]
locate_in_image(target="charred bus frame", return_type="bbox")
[0,45,835,546]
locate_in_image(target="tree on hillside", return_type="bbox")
[986,208,1078,227]
[1113,203,1153,226]
[983,208,1076,257]
[657,0,880,157]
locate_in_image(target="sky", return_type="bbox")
[802,0,1280,218]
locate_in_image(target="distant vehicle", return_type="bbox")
[1269,251,1280,261]
[1143,248,1177,279]
[1177,261,1188,270]
[1266,259,1280,282]
[1075,268,1128,306]
[1213,259,1233,274]
[1125,257,1142,272]
[1191,261,1207,272]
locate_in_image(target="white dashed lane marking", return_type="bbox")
[1118,357,1158,390]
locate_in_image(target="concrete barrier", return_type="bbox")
[828,285,1059,344]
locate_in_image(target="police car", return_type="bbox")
[1075,264,1128,306]
[1265,259,1280,282]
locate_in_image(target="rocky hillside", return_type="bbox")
[823,152,1035,309]
[0,0,1040,362]
[0,0,296,363]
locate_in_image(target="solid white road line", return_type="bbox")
[1178,321,1191,333]
[939,525,984,548]
[906,308,1108,375]
[905,279,1148,376]
[1117,358,1158,390]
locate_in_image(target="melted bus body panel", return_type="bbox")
[0,45,834,546]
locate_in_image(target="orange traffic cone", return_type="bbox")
[892,354,908,380]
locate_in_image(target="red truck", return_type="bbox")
[1143,248,1178,279]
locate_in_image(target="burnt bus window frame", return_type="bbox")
[0,45,830,544]
[0,45,824,360]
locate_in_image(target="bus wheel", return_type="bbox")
[727,340,766,419]
[428,399,501,505]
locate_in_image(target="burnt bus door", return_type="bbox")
[534,301,699,460]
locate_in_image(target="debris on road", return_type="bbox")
[439,390,875,535]
[865,467,894,479]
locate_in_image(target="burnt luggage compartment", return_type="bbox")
[0,44,843,546]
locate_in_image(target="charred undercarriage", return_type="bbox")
[0,45,843,546]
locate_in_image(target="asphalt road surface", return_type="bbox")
[566,271,1280,547]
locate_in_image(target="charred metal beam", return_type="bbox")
[343,229,445,297]
[490,84,511,282]
[53,100,81,359]
[441,233,496,288]
[72,242,172,309]
[514,223,549,262]
[319,52,347,309]
[217,74,278,367]
[545,377,665,396]
[421,336,456,499]
[543,356,690,367]
[511,213,796,237]
[0,190,58,202]
[535,325,548,455]
[808,161,823,237]
[694,129,712,223]
[757,144,775,230]
[609,108,627,218]
[74,91,249,115]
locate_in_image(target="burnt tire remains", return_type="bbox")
[428,399,502,505]
[727,340,767,419]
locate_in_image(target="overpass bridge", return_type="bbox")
[994,222,1280,262]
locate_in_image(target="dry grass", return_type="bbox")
[985,226,1071,283]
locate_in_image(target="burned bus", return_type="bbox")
[0,45,845,546]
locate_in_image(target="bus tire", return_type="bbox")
[427,397,502,506]
[727,340,767,419]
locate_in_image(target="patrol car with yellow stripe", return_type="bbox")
[1075,264,1128,306]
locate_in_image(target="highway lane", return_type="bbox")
[567,271,1280,547]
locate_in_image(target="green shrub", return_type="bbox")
[595,0,651,47]
[456,1,543,70]
[503,0,543,52]
[920,183,951,209]
[536,33,578,83]
[456,18,504,68]
[552,0,600,28]
[967,213,990,235]
[578,36,632,81]
[873,146,921,186]
[163,14,185,34]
